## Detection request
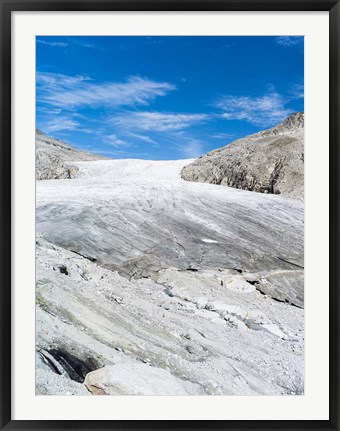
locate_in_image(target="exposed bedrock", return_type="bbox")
[36,237,304,396]
[181,112,304,200]
[36,129,107,180]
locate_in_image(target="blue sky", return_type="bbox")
[36,36,304,159]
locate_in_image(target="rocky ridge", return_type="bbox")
[36,129,107,180]
[181,112,304,200]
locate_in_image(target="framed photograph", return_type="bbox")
[1,0,339,429]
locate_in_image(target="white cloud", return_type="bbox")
[36,107,63,115]
[39,117,80,133]
[289,83,304,99]
[37,72,91,89]
[36,72,175,110]
[276,36,301,47]
[180,140,205,158]
[105,134,131,148]
[37,39,68,47]
[215,92,291,127]
[125,132,157,145]
[113,111,207,132]
[37,38,100,49]
[212,133,234,139]
[71,40,96,48]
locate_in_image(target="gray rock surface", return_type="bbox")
[181,112,304,200]
[36,236,304,396]
[84,363,203,395]
[35,157,304,395]
[36,129,107,180]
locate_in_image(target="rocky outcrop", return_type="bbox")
[36,236,304,396]
[84,363,203,395]
[36,129,107,180]
[181,112,304,200]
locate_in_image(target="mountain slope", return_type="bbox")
[181,112,304,200]
[36,129,107,180]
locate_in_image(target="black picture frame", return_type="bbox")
[1,1,339,430]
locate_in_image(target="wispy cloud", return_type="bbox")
[37,37,102,50]
[39,116,80,133]
[105,134,131,148]
[179,140,204,158]
[215,92,291,127]
[276,36,302,47]
[212,132,234,139]
[36,107,63,115]
[108,112,209,157]
[36,72,176,110]
[125,132,157,145]
[113,111,207,132]
[37,39,68,48]
[70,39,96,49]
[289,83,304,99]
[37,72,91,89]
